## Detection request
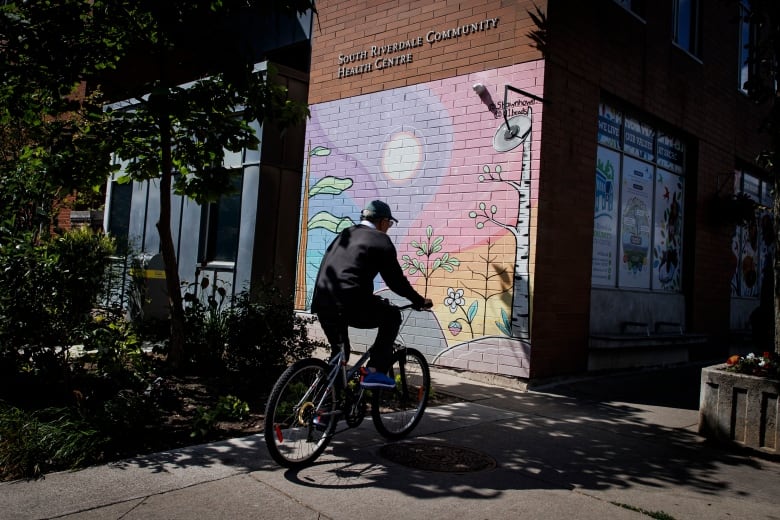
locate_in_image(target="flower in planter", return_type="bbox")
[723,351,780,379]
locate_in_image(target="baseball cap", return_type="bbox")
[362,200,398,222]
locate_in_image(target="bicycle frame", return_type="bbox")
[302,304,417,426]
[264,303,431,467]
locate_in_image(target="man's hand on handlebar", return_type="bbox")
[413,298,434,311]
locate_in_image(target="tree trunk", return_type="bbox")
[158,114,186,368]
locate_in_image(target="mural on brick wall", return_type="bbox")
[295,62,544,378]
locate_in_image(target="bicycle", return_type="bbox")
[263,304,431,468]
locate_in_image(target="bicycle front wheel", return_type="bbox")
[264,358,336,468]
[371,347,430,440]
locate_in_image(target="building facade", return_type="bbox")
[106,0,772,381]
[293,0,772,380]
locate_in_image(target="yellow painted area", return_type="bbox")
[417,232,517,346]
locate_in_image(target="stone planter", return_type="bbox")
[699,364,779,455]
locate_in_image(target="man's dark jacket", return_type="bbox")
[310,224,425,313]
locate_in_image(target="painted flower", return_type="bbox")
[444,287,465,313]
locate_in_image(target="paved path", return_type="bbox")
[2,363,779,519]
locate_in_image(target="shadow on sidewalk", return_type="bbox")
[267,365,768,505]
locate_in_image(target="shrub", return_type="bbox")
[222,286,326,389]
[180,283,326,385]
[190,395,250,439]
[182,277,230,373]
[0,228,114,382]
[0,403,106,481]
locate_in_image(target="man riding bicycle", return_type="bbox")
[311,200,433,390]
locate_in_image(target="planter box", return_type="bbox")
[699,364,779,455]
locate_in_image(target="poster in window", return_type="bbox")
[592,146,620,286]
[731,218,760,297]
[623,115,655,162]
[657,133,685,175]
[597,103,622,149]
[652,169,684,291]
[756,208,775,301]
[761,180,772,208]
[618,157,653,289]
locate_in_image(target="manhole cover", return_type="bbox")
[379,442,496,473]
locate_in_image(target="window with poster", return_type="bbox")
[592,100,687,293]
[730,170,773,299]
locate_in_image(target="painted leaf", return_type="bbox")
[310,146,331,157]
[496,309,511,336]
[308,211,354,233]
[309,176,353,197]
[467,301,478,322]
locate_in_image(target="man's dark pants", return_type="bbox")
[316,296,402,373]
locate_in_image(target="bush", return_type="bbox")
[222,286,326,389]
[0,228,114,381]
[0,403,107,481]
[182,277,230,373]
[190,395,250,439]
[180,283,326,387]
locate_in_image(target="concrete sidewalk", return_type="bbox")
[3,363,780,519]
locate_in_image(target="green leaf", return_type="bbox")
[308,211,355,233]
[467,301,478,322]
[310,146,331,157]
[309,176,353,197]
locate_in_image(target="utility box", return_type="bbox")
[131,253,169,322]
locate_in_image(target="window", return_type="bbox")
[107,181,132,254]
[198,173,243,263]
[673,0,701,56]
[592,101,687,292]
[731,170,773,298]
[738,1,758,93]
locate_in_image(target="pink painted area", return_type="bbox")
[299,61,544,359]
[304,61,544,257]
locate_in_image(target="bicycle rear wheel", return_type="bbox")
[264,358,336,468]
[371,347,430,440]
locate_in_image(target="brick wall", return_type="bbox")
[304,0,547,378]
[309,0,543,104]
[306,0,773,380]
[528,0,772,378]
